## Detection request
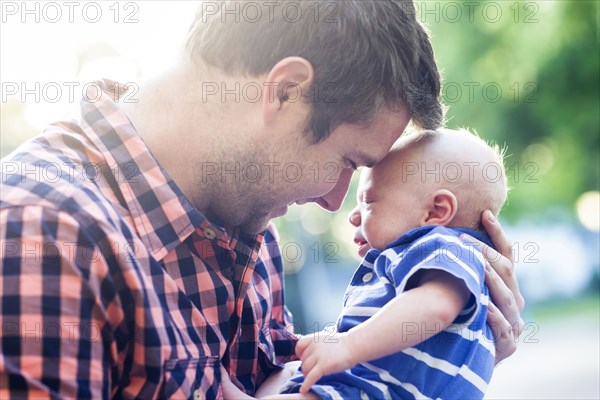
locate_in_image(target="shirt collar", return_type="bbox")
[77,79,240,260]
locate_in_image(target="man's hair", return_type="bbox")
[186,0,444,142]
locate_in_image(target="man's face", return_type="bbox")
[232,106,411,234]
[348,145,428,257]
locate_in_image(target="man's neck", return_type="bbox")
[118,62,267,235]
[118,62,218,216]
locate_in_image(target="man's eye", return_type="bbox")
[346,158,358,170]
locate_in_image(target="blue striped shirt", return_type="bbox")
[284,226,495,400]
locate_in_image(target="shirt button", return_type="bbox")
[203,228,216,239]
[362,272,373,283]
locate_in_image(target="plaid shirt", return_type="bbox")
[0,80,297,399]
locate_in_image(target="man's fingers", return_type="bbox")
[480,212,525,311]
[481,210,513,264]
[461,233,524,312]
[487,302,518,364]
[485,262,525,338]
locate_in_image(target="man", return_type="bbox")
[0,1,524,398]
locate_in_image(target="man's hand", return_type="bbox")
[463,210,526,364]
[255,361,302,398]
[220,367,253,400]
[295,332,356,393]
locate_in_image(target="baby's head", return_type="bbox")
[349,128,507,257]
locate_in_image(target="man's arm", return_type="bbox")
[0,206,115,398]
[260,224,299,365]
[294,270,469,393]
[221,364,320,400]
[466,210,526,363]
[254,361,302,398]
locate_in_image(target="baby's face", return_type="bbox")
[348,157,427,257]
[348,130,508,257]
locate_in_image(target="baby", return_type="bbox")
[224,128,508,399]
[283,128,508,400]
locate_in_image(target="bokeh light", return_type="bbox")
[576,191,600,231]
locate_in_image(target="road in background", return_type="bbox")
[486,304,599,399]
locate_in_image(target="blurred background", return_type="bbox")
[1,1,598,398]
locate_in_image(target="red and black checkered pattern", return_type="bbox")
[0,80,297,399]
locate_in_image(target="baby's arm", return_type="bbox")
[295,269,470,393]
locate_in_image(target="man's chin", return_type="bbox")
[272,205,289,218]
[239,212,280,235]
[239,220,270,235]
[237,205,291,235]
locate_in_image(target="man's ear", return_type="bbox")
[423,189,458,226]
[262,57,314,124]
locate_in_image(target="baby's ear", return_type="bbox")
[423,189,458,226]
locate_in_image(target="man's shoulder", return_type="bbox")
[1,127,123,232]
[0,134,140,288]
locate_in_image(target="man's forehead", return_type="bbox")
[351,129,407,168]
[363,108,411,161]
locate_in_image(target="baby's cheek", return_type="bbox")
[375,226,401,250]
[363,222,385,250]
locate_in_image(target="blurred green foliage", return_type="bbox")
[428,0,599,223]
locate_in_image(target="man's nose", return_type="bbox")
[348,205,361,227]
[317,168,354,212]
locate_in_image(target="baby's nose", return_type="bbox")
[348,206,361,227]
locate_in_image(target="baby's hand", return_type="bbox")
[295,331,357,393]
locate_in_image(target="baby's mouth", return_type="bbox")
[353,236,371,257]
[353,238,367,246]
